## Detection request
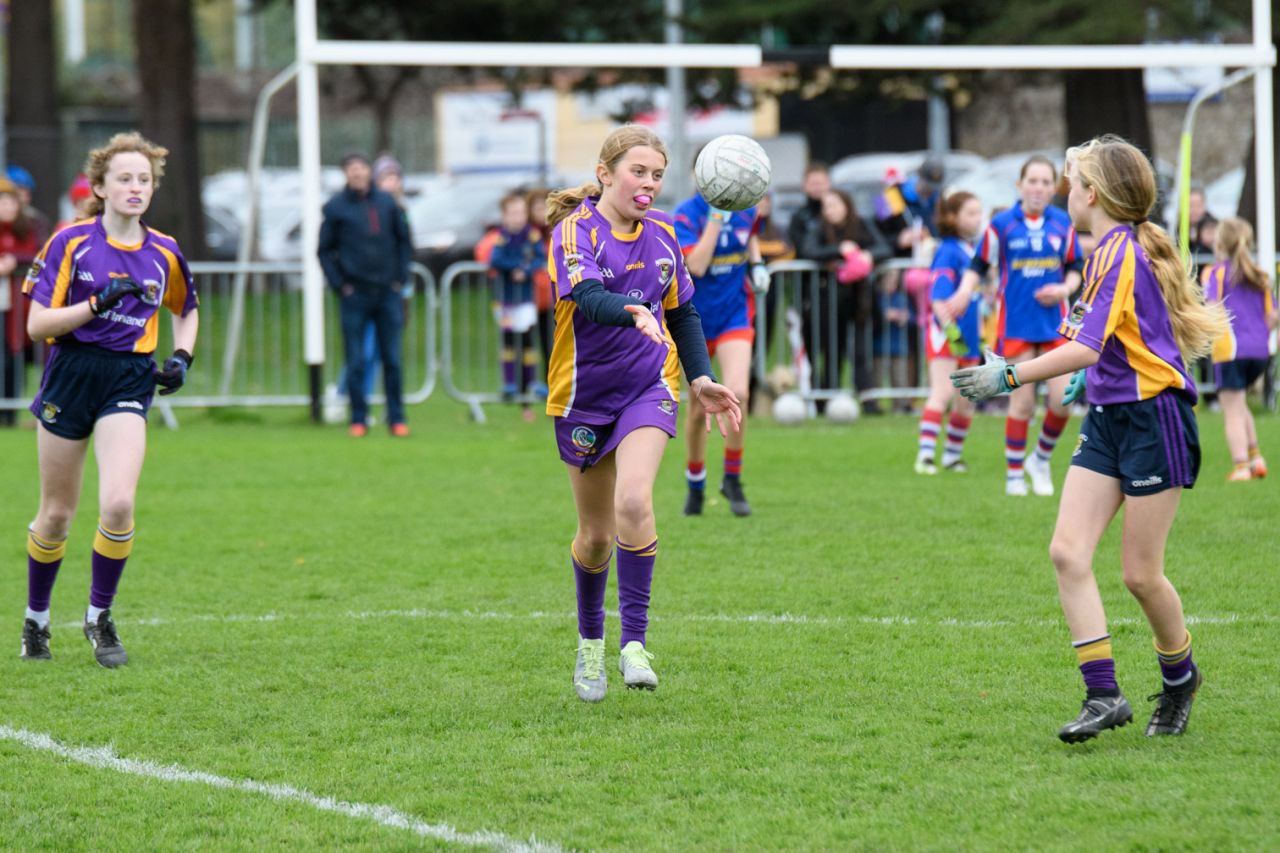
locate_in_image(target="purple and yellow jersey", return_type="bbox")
[672,194,756,325]
[1060,225,1195,405]
[928,236,981,354]
[23,217,198,354]
[546,198,695,422]
[1205,260,1274,362]
[976,202,1081,344]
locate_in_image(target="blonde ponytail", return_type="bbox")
[1216,216,1269,294]
[1069,135,1228,361]
[546,181,600,227]
[1134,221,1229,361]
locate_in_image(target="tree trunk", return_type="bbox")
[1063,70,1154,156]
[131,0,206,258]
[7,1,61,231]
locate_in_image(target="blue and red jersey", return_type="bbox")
[927,236,981,357]
[672,193,757,335]
[972,202,1081,347]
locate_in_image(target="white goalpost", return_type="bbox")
[292,0,1275,413]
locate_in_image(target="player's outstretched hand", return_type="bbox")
[1062,369,1086,405]
[623,304,665,345]
[154,349,193,396]
[951,348,1017,402]
[89,277,145,317]
[692,376,742,437]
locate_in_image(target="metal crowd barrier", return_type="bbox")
[753,257,1265,413]
[754,258,933,410]
[439,261,548,423]
[0,261,438,417]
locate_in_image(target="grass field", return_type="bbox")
[1,400,1277,850]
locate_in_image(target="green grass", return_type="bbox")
[0,401,1277,850]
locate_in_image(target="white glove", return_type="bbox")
[750,263,771,295]
[950,348,1019,401]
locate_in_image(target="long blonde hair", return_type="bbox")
[1067,135,1228,361]
[84,131,168,217]
[545,125,669,227]
[1215,216,1270,294]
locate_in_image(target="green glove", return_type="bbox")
[1062,369,1086,405]
[950,349,1020,401]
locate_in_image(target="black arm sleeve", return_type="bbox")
[665,301,716,384]
[572,278,642,327]
[968,254,991,277]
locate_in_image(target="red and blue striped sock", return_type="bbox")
[918,407,943,460]
[1005,417,1029,481]
[686,459,706,492]
[1035,410,1070,462]
[724,448,743,482]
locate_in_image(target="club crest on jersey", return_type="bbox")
[565,253,582,276]
[1049,235,1062,252]
[571,426,597,452]
[656,258,674,286]
[25,258,44,284]
[141,280,161,306]
[1066,300,1092,328]
[40,402,60,424]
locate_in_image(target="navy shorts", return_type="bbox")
[30,344,155,440]
[1214,358,1268,391]
[1071,393,1200,496]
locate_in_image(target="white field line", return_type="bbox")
[0,725,567,853]
[57,609,1277,632]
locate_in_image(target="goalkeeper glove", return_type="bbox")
[750,263,771,295]
[153,349,193,396]
[950,348,1020,401]
[1062,369,1086,405]
[88,277,145,317]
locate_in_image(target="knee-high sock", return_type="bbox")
[1005,416,1029,479]
[1074,634,1119,695]
[27,527,67,615]
[521,343,537,392]
[572,546,610,641]
[616,537,657,648]
[942,412,972,463]
[723,448,743,482]
[1156,632,1196,689]
[1035,410,1070,462]
[918,407,943,459]
[90,520,134,610]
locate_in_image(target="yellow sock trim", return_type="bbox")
[1249,446,1261,460]
[1154,631,1192,660]
[27,528,67,563]
[522,351,538,366]
[93,520,135,560]
[571,544,610,573]
[1075,638,1113,665]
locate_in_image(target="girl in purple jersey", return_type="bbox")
[544,125,741,702]
[1204,217,1277,481]
[18,133,199,667]
[952,135,1227,743]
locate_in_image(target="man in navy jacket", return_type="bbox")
[318,152,413,436]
